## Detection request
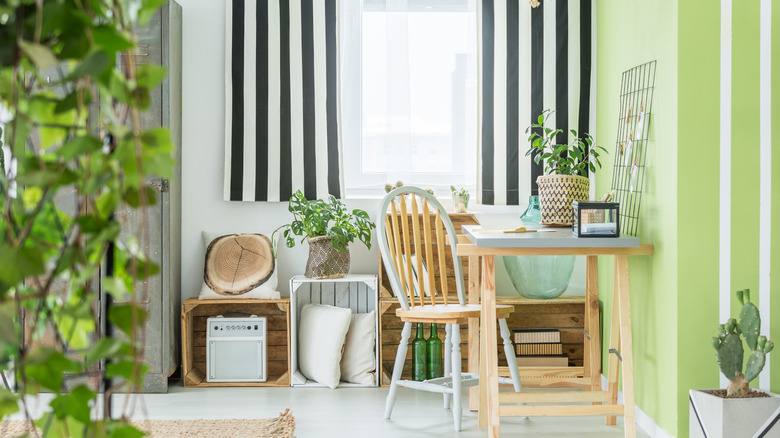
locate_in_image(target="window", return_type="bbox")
[340,0,477,198]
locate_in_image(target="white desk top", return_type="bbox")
[462,225,640,248]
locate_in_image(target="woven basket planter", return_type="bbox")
[304,236,350,279]
[536,174,590,226]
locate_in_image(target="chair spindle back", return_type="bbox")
[377,187,466,311]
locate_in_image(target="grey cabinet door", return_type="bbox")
[110,1,181,393]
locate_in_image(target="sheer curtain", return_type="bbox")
[340,0,478,198]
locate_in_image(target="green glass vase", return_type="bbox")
[426,323,444,379]
[411,323,428,381]
[502,195,575,299]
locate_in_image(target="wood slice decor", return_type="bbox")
[204,234,274,295]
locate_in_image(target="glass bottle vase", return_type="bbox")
[411,323,428,381]
[426,323,444,379]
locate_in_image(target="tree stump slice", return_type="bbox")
[204,234,274,295]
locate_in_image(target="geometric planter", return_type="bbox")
[689,389,780,438]
[536,174,589,226]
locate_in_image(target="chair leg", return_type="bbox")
[499,318,523,393]
[385,321,412,420]
[443,323,452,410]
[451,323,462,432]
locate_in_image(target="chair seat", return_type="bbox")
[396,303,514,323]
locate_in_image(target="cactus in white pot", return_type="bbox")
[711,289,774,397]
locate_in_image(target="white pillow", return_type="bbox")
[198,231,281,300]
[297,304,352,389]
[340,310,376,385]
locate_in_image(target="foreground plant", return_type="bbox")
[712,289,774,397]
[0,0,173,436]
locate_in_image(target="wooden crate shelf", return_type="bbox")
[181,298,291,387]
[378,295,585,387]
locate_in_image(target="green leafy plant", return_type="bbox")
[0,0,172,436]
[526,109,607,176]
[275,190,376,253]
[712,289,774,397]
[450,185,469,200]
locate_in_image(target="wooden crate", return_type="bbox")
[181,298,291,387]
[378,299,469,386]
[378,295,585,386]
[497,295,586,368]
[378,212,481,298]
[289,275,379,387]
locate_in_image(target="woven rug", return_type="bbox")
[1,408,295,438]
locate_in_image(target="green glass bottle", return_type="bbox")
[411,323,428,381]
[427,323,444,379]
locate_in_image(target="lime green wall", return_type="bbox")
[600,1,780,437]
[595,0,679,434]
[676,2,721,437]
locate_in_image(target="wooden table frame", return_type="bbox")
[457,241,654,438]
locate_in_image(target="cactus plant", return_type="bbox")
[712,289,774,397]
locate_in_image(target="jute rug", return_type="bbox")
[1,408,295,437]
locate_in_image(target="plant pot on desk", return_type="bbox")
[536,174,589,226]
[689,389,780,438]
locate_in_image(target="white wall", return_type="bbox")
[177,0,584,299]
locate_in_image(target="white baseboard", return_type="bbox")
[600,374,675,438]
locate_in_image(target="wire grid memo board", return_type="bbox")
[610,61,657,237]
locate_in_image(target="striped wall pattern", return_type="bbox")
[719,0,774,391]
[224,0,342,202]
[478,0,592,205]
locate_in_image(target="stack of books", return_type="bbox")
[512,329,569,367]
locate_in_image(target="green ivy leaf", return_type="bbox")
[59,135,102,160]
[106,360,148,384]
[49,385,95,424]
[24,348,81,392]
[109,304,147,336]
[35,413,85,438]
[18,40,58,70]
[70,50,113,80]
[105,422,146,438]
[85,337,125,367]
[136,64,168,91]
[0,387,19,417]
[92,26,135,53]
[139,0,167,27]
[0,245,45,294]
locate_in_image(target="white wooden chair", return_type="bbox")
[377,186,523,431]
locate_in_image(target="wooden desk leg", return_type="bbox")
[585,255,602,399]
[482,255,500,438]
[479,292,488,427]
[468,255,480,412]
[606,257,622,426]
[617,255,636,438]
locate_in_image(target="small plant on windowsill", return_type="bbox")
[450,186,470,213]
[274,190,375,279]
[526,109,607,226]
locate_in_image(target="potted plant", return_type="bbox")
[450,186,470,213]
[526,110,607,226]
[0,1,172,435]
[275,190,376,279]
[689,289,780,438]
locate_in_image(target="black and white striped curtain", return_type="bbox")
[224,0,342,202]
[478,0,592,205]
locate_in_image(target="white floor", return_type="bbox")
[45,381,654,438]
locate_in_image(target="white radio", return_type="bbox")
[206,315,267,382]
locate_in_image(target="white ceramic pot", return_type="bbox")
[689,389,780,438]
